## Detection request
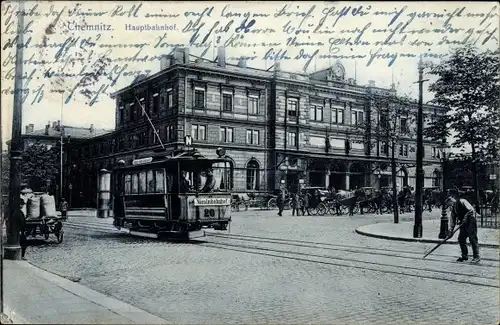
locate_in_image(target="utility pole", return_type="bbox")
[60,92,64,205]
[4,1,25,260]
[413,57,429,238]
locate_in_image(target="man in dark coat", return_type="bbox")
[277,189,286,216]
[19,199,28,260]
[446,193,480,263]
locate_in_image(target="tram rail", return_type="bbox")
[199,233,499,289]
[205,232,500,264]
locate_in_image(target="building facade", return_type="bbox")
[65,47,445,207]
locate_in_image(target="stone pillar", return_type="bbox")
[345,173,350,191]
[325,169,331,189]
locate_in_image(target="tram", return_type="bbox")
[111,147,232,240]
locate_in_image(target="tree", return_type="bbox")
[359,88,417,223]
[426,45,500,210]
[20,143,60,193]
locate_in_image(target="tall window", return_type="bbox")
[119,105,124,124]
[129,102,135,121]
[333,109,344,124]
[165,125,176,142]
[310,105,323,121]
[167,89,173,108]
[351,110,364,126]
[139,97,146,116]
[432,170,441,187]
[287,131,297,148]
[432,147,438,158]
[400,117,408,133]
[287,99,298,119]
[248,96,259,114]
[223,93,233,112]
[246,160,260,190]
[381,142,389,155]
[399,144,409,157]
[194,88,205,108]
[246,130,259,145]
[152,92,159,113]
[191,124,206,140]
[220,127,234,142]
[380,113,389,130]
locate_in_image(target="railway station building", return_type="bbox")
[65,47,445,208]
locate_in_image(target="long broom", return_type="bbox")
[422,224,462,259]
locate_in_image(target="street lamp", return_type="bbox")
[413,56,430,238]
[438,144,451,239]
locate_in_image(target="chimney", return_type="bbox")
[183,48,190,63]
[160,55,171,70]
[368,80,376,87]
[274,61,281,72]
[25,125,29,134]
[237,58,247,68]
[29,123,34,133]
[217,46,226,67]
[45,122,50,135]
[90,124,95,135]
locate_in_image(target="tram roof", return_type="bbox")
[114,149,232,171]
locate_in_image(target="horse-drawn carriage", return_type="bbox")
[300,187,330,215]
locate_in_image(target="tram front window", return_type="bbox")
[174,163,231,194]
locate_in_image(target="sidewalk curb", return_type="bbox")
[3,304,28,324]
[355,228,499,248]
[6,261,171,324]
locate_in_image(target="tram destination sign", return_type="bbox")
[193,198,231,206]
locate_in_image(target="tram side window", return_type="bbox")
[147,170,155,193]
[131,174,139,194]
[138,172,147,194]
[124,174,132,194]
[155,169,165,193]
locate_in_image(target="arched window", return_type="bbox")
[246,160,260,190]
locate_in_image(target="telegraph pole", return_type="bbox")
[4,1,25,260]
[60,92,64,205]
[413,57,429,238]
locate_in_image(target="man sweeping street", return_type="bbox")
[445,192,481,264]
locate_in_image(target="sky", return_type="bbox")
[1,1,498,152]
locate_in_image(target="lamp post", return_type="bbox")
[413,56,429,238]
[438,144,451,239]
[4,1,25,260]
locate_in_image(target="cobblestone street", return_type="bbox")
[25,210,499,325]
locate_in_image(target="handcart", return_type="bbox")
[25,216,64,243]
[23,191,64,243]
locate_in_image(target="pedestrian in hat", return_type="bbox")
[276,188,286,217]
[19,199,28,260]
[59,198,69,220]
[445,193,480,263]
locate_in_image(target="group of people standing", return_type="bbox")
[276,189,302,217]
[276,187,328,217]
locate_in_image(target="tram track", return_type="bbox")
[200,234,499,289]
[205,232,500,264]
